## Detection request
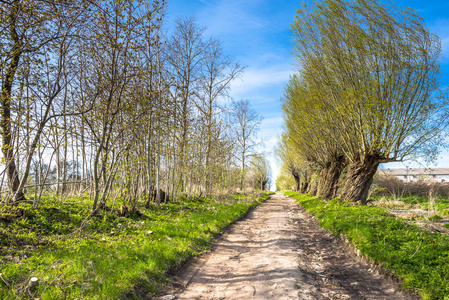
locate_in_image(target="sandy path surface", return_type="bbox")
[167,193,411,300]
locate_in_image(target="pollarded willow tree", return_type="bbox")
[274,133,309,192]
[288,0,448,204]
[282,74,347,199]
[275,169,295,191]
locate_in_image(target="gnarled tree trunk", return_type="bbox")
[306,171,318,196]
[292,170,300,191]
[339,155,379,204]
[299,168,311,193]
[316,155,345,200]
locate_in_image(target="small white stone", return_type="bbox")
[102,237,106,241]
[147,230,153,235]
[161,295,176,300]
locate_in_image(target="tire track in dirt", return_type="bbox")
[165,193,411,300]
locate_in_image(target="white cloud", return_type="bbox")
[197,0,268,36]
[227,64,291,190]
[429,19,449,56]
[167,0,295,189]
[233,65,292,101]
[229,66,292,99]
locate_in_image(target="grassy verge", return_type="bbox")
[285,191,449,300]
[372,194,449,217]
[0,191,271,299]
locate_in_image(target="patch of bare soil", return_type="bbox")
[162,193,411,300]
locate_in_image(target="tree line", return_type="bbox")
[278,0,448,204]
[0,0,269,214]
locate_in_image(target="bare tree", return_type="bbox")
[248,154,271,191]
[167,17,206,193]
[195,38,243,195]
[231,100,262,193]
[0,0,93,202]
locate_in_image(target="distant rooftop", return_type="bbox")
[378,168,449,176]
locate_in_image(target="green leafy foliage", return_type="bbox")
[0,192,271,299]
[286,192,449,300]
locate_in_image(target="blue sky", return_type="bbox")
[165,0,449,189]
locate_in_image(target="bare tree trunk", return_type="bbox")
[74,128,79,194]
[131,169,140,212]
[91,145,102,213]
[61,90,68,195]
[55,127,61,196]
[316,155,345,200]
[12,84,61,202]
[35,150,56,209]
[171,152,176,202]
[89,136,94,199]
[1,3,23,201]
[300,169,311,193]
[307,183,317,196]
[80,122,87,196]
[240,148,245,193]
[0,169,6,203]
[292,171,300,192]
[187,167,194,199]
[156,150,161,205]
[145,130,153,208]
[164,172,170,204]
[33,162,39,207]
[306,171,318,196]
[339,155,379,204]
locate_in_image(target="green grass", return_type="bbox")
[285,191,449,300]
[0,192,272,299]
[373,194,449,211]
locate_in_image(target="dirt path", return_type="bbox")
[166,193,411,300]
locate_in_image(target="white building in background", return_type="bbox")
[378,168,449,183]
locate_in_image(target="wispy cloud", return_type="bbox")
[167,0,299,188]
[229,65,292,99]
[227,62,292,190]
[429,18,449,57]
[197,0,267,33]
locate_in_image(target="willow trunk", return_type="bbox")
[316,156,345,200]
[339,156,379,204]
[292,171,300,191]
